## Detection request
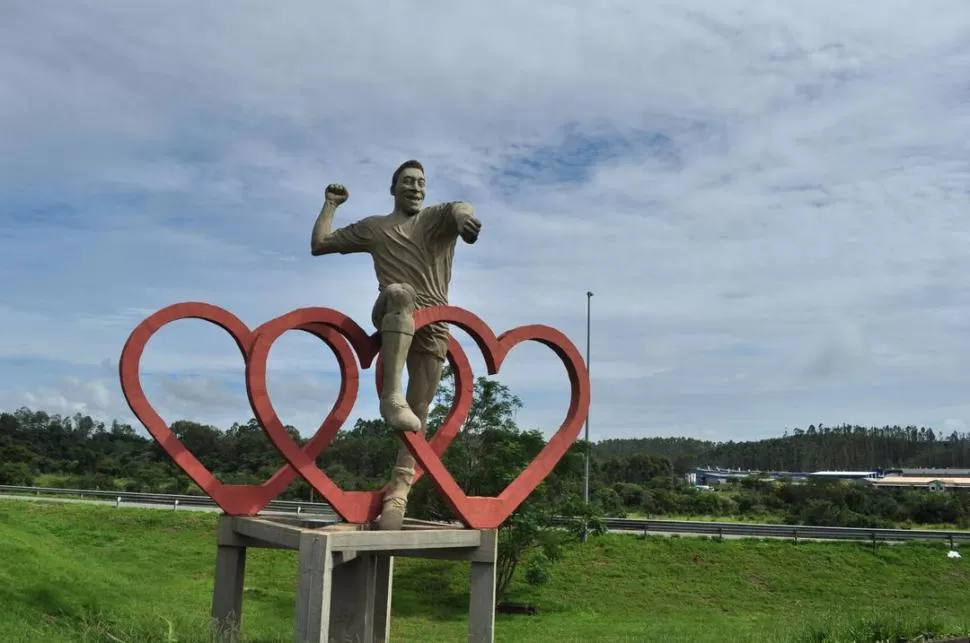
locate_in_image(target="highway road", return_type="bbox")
[0,494,789,540]
[5,493,964,545]
[0,493,319,521]
[3,493,238,513]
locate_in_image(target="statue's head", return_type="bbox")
[390,159,425,215]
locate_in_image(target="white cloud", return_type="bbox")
[3,377,113,419]
[2,1,970,442]
[944,418,967,433]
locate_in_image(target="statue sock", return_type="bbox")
[378,313,421,433]
[378,465,415,530]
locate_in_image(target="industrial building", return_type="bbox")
[807,470,878,480]
[688,467,970,492]
[865,469,970,492]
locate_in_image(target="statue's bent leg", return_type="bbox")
[373,283,422,433]
[378,347,445,530]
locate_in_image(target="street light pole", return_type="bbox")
[582,290,593,542]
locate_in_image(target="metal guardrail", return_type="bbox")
[597,517,970,545]
[0,484,338,517]
[2,485,968,545]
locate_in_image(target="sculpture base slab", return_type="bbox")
[211,514,498,643]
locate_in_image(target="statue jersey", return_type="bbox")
[327,202,463,358]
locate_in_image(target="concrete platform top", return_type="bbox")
[221,515,483,553]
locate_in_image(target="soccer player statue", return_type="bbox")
[310,160,482,529]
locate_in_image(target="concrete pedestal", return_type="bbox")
[211,514,498,643]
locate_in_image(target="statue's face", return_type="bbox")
[392,167,426,215]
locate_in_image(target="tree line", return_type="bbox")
[594,424,970,472]
[589,426,970,528]
[4,405,970,512]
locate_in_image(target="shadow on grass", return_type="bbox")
[27,586,80,620]
[391,559,471,621]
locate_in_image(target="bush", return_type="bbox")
[613,482,644,508]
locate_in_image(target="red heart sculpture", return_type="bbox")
[398,306,590,529]
[120,303,472,518]
[245,307,474,523]
[119,302,364,515]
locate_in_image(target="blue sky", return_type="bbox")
[2,1,970,442]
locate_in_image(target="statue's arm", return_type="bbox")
[310,185,373,255]
[451,202,481,244]
[310,199,343,255]
[425,201,481,245]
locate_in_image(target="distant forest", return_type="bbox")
[593,424,970,473]
[4,408,970,492]
[4,407,970,528]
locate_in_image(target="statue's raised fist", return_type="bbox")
[324,184,349,206]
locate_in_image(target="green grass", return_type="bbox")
[1,500,969,642]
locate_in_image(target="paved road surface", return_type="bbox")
[3,493,222,511]
[0,493,302,518]
[1,494,894,542]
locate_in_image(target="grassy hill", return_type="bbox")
[1,500,969,642]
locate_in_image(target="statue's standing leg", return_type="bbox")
[377,350,445,530]
[373,284,422,433]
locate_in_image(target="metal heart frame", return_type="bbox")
[119,302,472,519]
[246,305,590,529]
[244,307,473,523]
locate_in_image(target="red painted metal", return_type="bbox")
[245,307,473,523]
[120,303,589,528]
[119,302,362,516]
[397,306,591,529]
